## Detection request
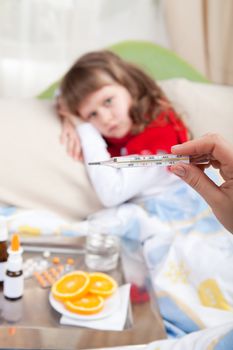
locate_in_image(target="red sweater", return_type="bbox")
[105,109,188,157]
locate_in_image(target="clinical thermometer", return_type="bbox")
[88,154,210,169]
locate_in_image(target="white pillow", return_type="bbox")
[0,98,102,221]
[159,79,233,142]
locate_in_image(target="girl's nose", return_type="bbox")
[100,108,113,124]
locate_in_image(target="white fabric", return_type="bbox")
[78,123,179,207]
[8,210,67,235]
[145,322,233,350]
[82,183,233,343]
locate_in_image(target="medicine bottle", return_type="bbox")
[4,233,24,300]
[0,217,8,286]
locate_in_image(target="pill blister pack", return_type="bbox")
[23,256,75,288]
[23,257,49,279]
[33,265,65,288]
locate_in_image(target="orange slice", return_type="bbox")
[52,271,90,301]
[65,293,104,315]
[88,272,118,297]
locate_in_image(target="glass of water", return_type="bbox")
[85,209,121,271]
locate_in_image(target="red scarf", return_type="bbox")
[105,109,188,157]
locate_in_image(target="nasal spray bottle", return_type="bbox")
[4,234,24,300]
[0,217,8,286]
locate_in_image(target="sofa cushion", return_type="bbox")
[159,79,233,142]
[0,98,102,221]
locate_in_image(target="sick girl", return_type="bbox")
[56,50,189,207]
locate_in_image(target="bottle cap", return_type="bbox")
[11,233,20,251]
[0,216,8,242]
[7,233,23,272]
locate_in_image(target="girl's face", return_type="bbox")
[78,84,133,138]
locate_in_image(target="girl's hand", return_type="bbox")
[60,118,83,161]
[170,133,233,233]
[56,96,77,126]
[56,97,83,161]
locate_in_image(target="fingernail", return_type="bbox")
[171,165,186,177]
[171,144,182,150]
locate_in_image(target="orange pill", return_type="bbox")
[49,267,59,277]
[57,265,64,273]
[8,327,16,336]
[66,258,75,265]
[42,271,55,285]
[34,272,48,288]
[52,256,60,264]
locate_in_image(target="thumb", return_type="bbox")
[170,163,222,207]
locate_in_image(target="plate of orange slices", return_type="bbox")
[49,270,120,320]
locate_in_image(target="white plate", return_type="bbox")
[49,290,121,321]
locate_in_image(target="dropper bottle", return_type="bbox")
[4,233,24,300]
[0,217,8,286]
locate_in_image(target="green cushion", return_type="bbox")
[38,40,208,100]
[110,40,208,82]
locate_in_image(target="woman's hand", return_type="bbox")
[56,97,83,161]
[170,133,233,233]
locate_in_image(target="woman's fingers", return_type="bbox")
[172,134,233,165]
[171,134,216,156]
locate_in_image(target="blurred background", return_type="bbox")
[0,0,232,97]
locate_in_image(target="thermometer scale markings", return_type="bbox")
[88,154,194,168]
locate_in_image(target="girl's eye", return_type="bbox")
[104,97,113,106]
[89,111,97,119]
